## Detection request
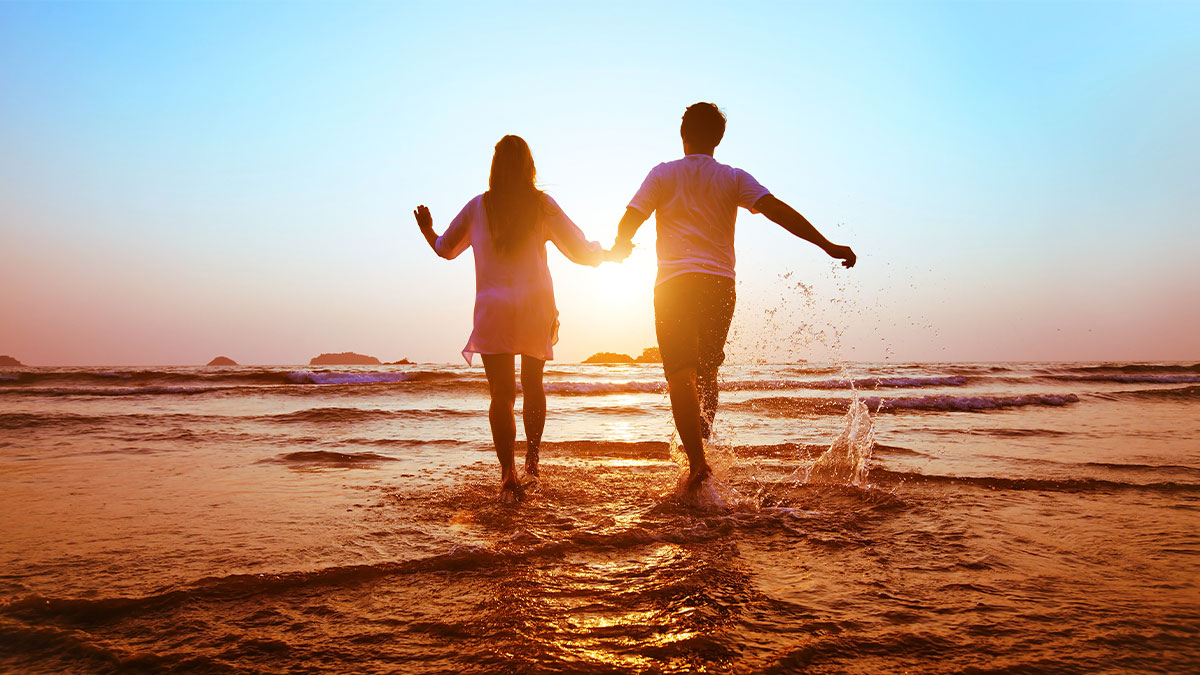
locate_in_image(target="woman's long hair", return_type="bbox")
[484,135,542,255]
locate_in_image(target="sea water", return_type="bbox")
[1,362,1198,672]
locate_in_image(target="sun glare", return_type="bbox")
[589,248,657,310]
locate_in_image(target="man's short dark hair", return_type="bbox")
[681,102,726,149]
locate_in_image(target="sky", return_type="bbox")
[1,0,1197,366]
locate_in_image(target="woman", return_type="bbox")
[414,135,609,501]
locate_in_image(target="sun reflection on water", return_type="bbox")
[520,543,715,670]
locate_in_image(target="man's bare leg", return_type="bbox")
[483,354,522,499]
[697,367,720,441]
[666,366,712,490]
[520,355,546,477]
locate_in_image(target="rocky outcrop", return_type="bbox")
[583,352,635,364]
[634,347,662,363]
[207,356,238,366]
[0,355,21,366]
[386,358,413,365]
[309,352,382,366]
[583,348,660,364]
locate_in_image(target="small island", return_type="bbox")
[207,356,238,366]
[583,348,662,365]
[309,352,382,366]
[386,358,413,365]
[583,352,635,364]
[634,347,662,363]
[0,355,22,367]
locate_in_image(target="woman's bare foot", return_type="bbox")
[524,447,540,478]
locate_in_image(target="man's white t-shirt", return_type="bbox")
[627,154,771,286]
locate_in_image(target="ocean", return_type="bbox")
[1,361,1197,673]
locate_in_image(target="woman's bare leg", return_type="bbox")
[520,355,546,476]
[482,354,520,496]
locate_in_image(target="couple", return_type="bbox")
[414,102,856,501]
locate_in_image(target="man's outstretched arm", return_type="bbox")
[754,194,856,268]
[610,207,650,261]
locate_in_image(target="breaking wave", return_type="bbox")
[0,385,242,397]
[1044,374,1200,384]
[0,368,460,390]
[1098,385,1200,401]
[285,371,415,385]
[543,376,969,395]
[874,393,1080,412]
[1058,363,1200,375]
[264,407,475,424]
[0,368,972,397]
[731,393,1080,416]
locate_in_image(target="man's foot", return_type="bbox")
[685,463,713,493]
[499,470,525,503]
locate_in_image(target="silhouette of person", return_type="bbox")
[610,103,856,491]
[415,135,611,501]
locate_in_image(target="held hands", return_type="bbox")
[413,205,433,231]
[601,248,626,264]
[607,238,634,263]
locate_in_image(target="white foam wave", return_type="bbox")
[0,385,230,397]
[286,371,415,385]
[866,376,969,388]
[1050,374,1200,384]
[727,375,969,390]
[540,375,966,396]
[874,393,1079,412]
[543,381,665,394]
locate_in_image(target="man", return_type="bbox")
[611,102,856,491]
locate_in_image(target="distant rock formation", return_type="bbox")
[309,352,381,366]
[583,348,660,365]
[207,356,238,366]
[634,347,662,363]
[583,352,635,364]
[386,358,413,365]
[0,355,21,367]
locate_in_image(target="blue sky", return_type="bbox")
[1,1,1197,365]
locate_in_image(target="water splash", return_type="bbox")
[805,396,875,487]
[665,426,739,510]
[669,262,883,503]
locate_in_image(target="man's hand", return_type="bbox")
[610,237,634,262]
[755,194,856,269]
[611,208,649,262]
[828,244,856,268]
[413,205,433,231]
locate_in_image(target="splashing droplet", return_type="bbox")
[805,396,875,487]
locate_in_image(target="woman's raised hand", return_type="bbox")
[414,205,441,252]
[413,205,433,231]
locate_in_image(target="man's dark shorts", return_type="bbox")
[654,272,736,378]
